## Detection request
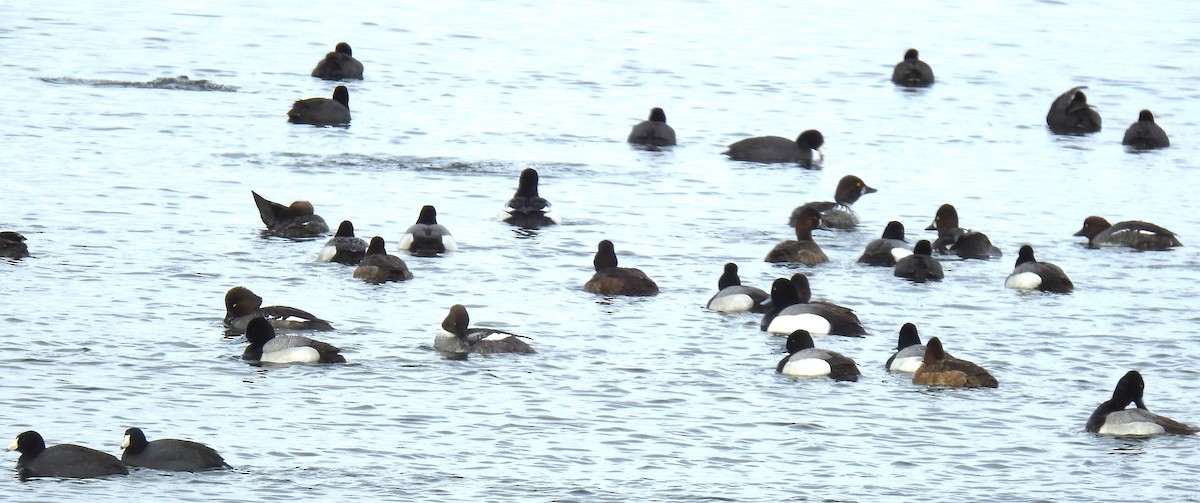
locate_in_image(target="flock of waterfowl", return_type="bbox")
[3,44,1192,481]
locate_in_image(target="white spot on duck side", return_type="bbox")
[482,332,514,342]
[317,245,338,261]
[261,346,321,363]
[889,356,924,373]
[891,248,913,261]
[1098,420,1166,437]
[441,235,458,251]
[768,313,832,335]
[707,293,754,313]
[397,233,415,250]
[781,357,832,377]
[1005,271,1043,290]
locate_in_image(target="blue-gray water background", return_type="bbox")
[2,1,1200,501]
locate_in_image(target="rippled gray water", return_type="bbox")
[3,1,1200,501]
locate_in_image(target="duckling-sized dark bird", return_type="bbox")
[1046,86,1101,134]
[311,42,364,80]
[627,107,676,147]
[1121,110,1169,149]
[287,85,350,125]
[891,48,934,87]
[724,130,825,167]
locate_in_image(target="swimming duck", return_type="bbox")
[1074,216,1181,251]
[1086,370,1198,436]
[1004,245,1073,293]
[885,323,926,373]
[765,207,828,265]
[121,428,230,471]
[891,48,935,87]
[251,191,330,239]
[399,205,457,255]
[353,236,414,283]
[583,240,659,296]
[627,107,676,147]
[706,262,770,313]
[7,430,127,479]
[857,221,912,266]
[926,204,1002,259]
[435,304,536,354]
[775,330,861,382]
[1046,86,1101,134]
[911,337,997,388]
[287,85,351,125]
[724,130,825,166]
[762,275,866,336]
[223,286,333,332]
[1121,110,1169,149]
[789,175,876,229]
[0,231,30,259]
[318,220,368,264]
[311,42,364,80]
[893,240,944,282]
[501,168,558,228]
[242,317,345,363]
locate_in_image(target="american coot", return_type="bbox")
[311,42,364,80]
[724,130,825,166]
[0,231,30,259]
[1073,216,1181,250]
[583,240,659,296]
[288,86,351,126]
[7,430,127,479]
[627,107,677,147]
[121,428,230,471]
[1121,110,1169,149]
[891,48,935,87]
[1046,86,1101,134]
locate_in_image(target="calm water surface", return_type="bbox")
[3,1,1200,501]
